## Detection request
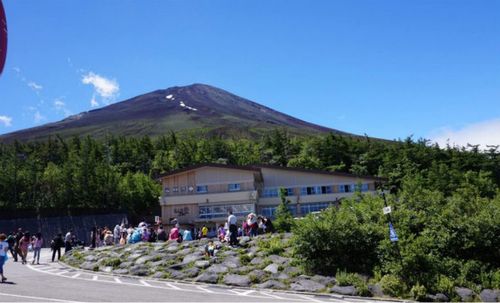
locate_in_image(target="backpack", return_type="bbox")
[131,230,142,243]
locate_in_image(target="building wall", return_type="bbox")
[260,167,372,187]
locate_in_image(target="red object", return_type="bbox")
[0,0,7,75]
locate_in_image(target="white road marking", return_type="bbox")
[297,294,328,303]
[0,291,84,302]
[260,291,285,299]
[56,270,69,275]
[165,282,181,289]
[229,289,256,296]
[114,277,122,283]
[71,273,81,278]
[196,286,214,293]
[140,280,151,286]
[92,275,98,281]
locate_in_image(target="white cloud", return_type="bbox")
[28,81,43,91]
[82,72,119,104]
[33,111,46,123]
[0,115,13,127]
[53,98,72,117]
[430,118,500,149]
[90,95,99,107]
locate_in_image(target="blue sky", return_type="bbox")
[1,1,499,146]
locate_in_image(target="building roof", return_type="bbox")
[157,163,386,181]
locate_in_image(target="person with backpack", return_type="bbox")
[0,233,9,283]
[51,233,64,262]
[6,232,17,262]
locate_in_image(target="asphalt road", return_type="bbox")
[0,249,391,302]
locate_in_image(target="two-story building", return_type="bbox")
[158,163,384,226]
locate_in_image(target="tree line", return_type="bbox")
[0,130,499,221]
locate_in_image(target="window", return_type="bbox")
[196,185,208,193]
[321,186,333,194]
[361,183,369,192]
[262,188,278,197]
[339,184,353,193]
[301,186,330,195]
[261,205,297,218]
[286,188,294,196]
[199,203,254,219]
[228,183,241,192]
[301,202,331,215]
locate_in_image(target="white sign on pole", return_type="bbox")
[383,206,392,215]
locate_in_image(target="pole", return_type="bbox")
[382,192,406,281]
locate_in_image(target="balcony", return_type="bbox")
[160,190,258,206]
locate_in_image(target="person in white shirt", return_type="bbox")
[227,210,238,246]
[0,233,9,282]
[64,229,73,253]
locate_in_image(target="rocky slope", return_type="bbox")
[0,84,349,142]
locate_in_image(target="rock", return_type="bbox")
[480,289,498,302]
[152,271,167,279]
[239,236,251,245]
[311,275,336,286]
[368,284,383,297]
[284,266,301,276]
[100,266,113,273]
[233,266,251,274]
[264,263,279,274]
[177,248,192,256]
[268,255,288,265]
[84,255,97,262]
[222,250,238,257]
[455,287,474,302]
[150,260,167,268]
[282,232,293,239]
[167,269,187,280]
[166,245,178,253]
[434,293,449,302]
[248,269,267,282]
[290,279,326,292]
[113,268,129,275]
[119,261,133,269]
[169,263,186,270]
[194,260,210,269]
[222,256,241,268]
[206,264,229,274]
[271,272,289,281]
[80,261,98,271]
[127,253,143,261]
[247,246,258,254]
[194,272,218,284]
[255,280,286,289]
[135,255,154,265]
[223,274,251,287]
[331,285,358,296]
[250,257,264,265]
[182,253,201,264]
[183,267,200,278]
[129,265,149,276]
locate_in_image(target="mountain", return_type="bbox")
[0,84,351,142]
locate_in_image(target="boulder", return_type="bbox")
[80,261,98,271]
[311,275,336,286]
[271,272,289,281]
[248,269,267,282]
[290,279,326,292]
[152,271,167,279]
[167,269,187,280]
[84,255,97,262]
[166,245,178,253]
[222,256,241,269]
[127,253,143,261]
[119,261,133,269]
[177,248,192,256]
[250,257,264,265]
[268,255,288,265]
[455,287,474,302]
[368,284,383,297]
[129,265,149,276]
[255,280,286,289]
[233,266,251,274]
[183,267,200,278]
[223,274,251,287]
[331,285,358,296]
[99,266,113,273]
[239,236,251,245]
[263,263,279,274]
[434,293,449,302]
[135,255,154,265]
[480,289,498,302]
[113,268,129,275]
[194,272,218,284]
[284,266,301,276]
[194,260,210,269]
[222,250,238,257]
[206,264,229,274]
[182,253,201,264]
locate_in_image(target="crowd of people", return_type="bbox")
[0,211,274,283]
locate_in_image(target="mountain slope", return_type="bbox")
[0,84,351,142]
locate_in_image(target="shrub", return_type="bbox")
[410,283,427,301]
[239,254,252,266]
[102,257,122,268]
[257,237,285,256]
[336,270,371,297]
[435,275,455,297]
[380,274,406,297]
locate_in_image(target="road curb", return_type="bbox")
[58,259,404,302]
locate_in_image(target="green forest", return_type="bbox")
[1,130,499,298]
